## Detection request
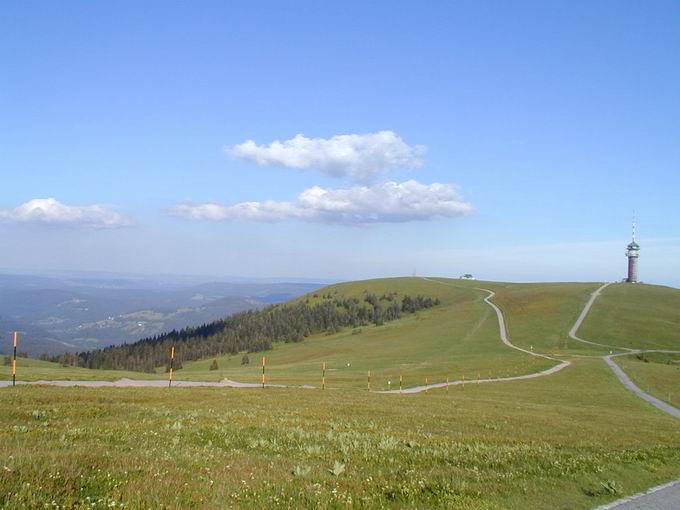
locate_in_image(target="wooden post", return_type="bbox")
[425,377,428,392]
[399,374,403,394]
[446,376,449,393]
[168,346,175,388]
[322,362,326,390]
[262,356,266,389]
[12,332,18,387]
[462,374,465,390]
[367,371,371,392]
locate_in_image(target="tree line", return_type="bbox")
[48,292,440,373]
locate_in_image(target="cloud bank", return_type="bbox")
[173,180,472,225]
[0,198,132,228]
[228,131,424,182]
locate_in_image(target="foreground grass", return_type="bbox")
[616,352,680,407]
[1,360,679,510]
[579,283,680,350]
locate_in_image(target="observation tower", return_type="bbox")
[626,219,640,283]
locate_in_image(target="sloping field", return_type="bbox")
[476,281,606,354]
[578,283,680,350]
[178,278,568,388]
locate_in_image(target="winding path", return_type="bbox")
[379,286,570,394]
[568,283,633,352]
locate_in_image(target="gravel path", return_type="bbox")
[0,378,312,389]
[604,354,680,419]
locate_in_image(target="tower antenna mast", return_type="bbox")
[632,210,637,243]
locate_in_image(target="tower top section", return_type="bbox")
[626,214,640,256]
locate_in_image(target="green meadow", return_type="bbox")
[1,278,679,509]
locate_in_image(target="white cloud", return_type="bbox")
[172,180,472,225]
[0,198,132,228]
[228,131,424,182]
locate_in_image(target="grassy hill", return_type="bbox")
[177,278,582,388]
[578,283,680,350]
[482,281,607,353]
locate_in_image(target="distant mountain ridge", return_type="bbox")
[0,272,322,356]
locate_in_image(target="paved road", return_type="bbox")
[594,479,680,509]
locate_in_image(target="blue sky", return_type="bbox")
[1,1,679,284]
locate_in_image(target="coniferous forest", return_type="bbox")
[50,292,440,372]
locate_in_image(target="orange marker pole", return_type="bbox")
[12,332,18,387]
[367,371,371,392]
[262,356,266,389]
[446,377,449,394]
[425,377,428,392]
[462,374,465,390]
[322,362,326,390]
[168,346,175,388]
[399,375,403,394]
